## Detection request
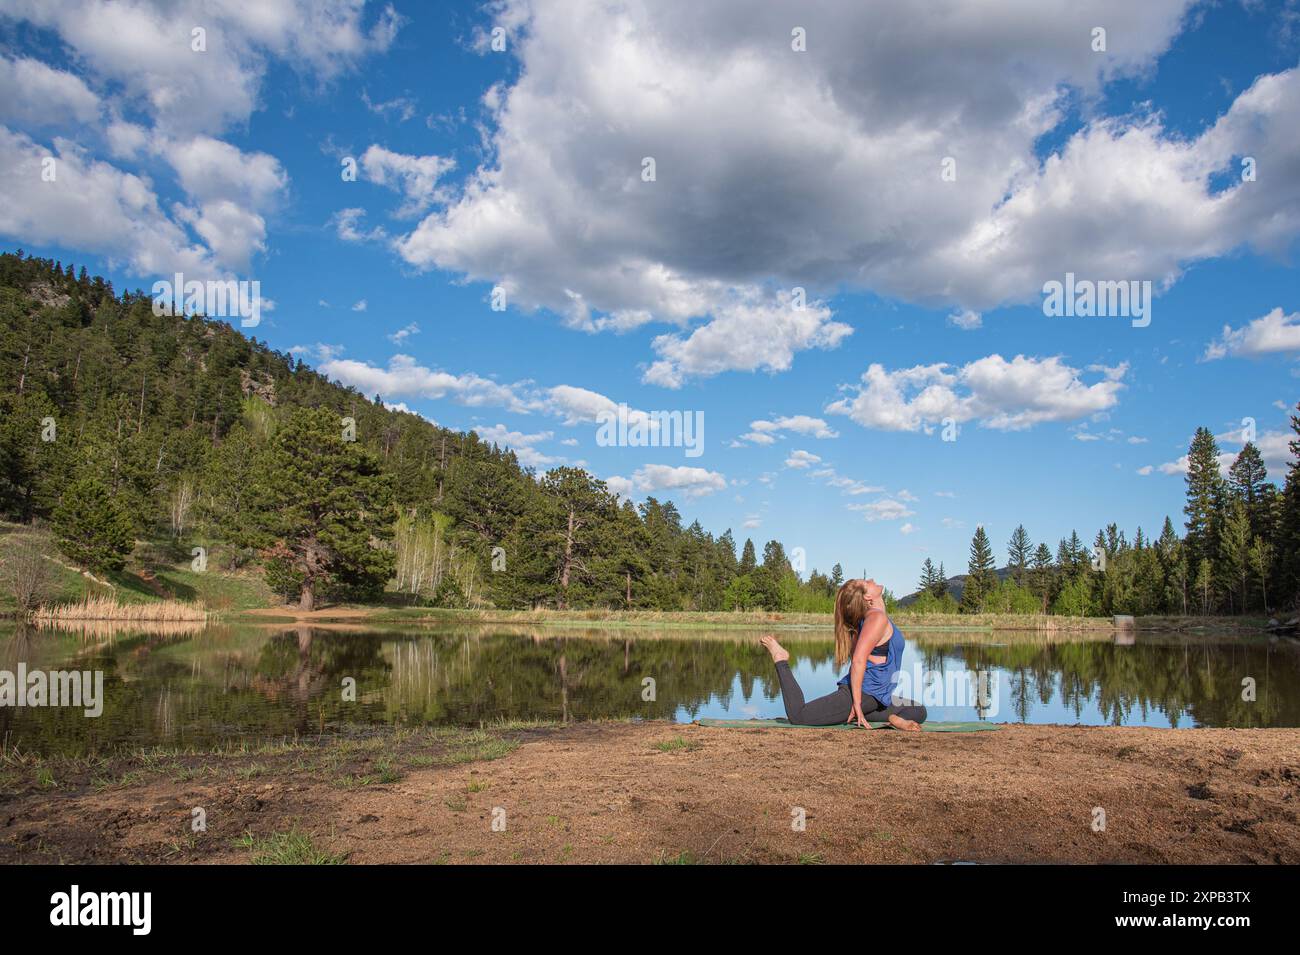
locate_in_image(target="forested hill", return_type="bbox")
[0,251,838,612]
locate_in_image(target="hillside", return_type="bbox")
[0,251,833,613]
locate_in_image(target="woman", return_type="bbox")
[760,578,927,730]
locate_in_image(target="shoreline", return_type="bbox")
[2,721,1295,864]
[225,606,1280,634]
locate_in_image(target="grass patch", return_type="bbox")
[438,731,520,765]
[652,736,701,753]
[235,829,347,865]
[655,850,701,865]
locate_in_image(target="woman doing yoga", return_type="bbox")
[760,578,927,729]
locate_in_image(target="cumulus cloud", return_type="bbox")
[606,464,727,500]
[0,129,217,278]
[320,354,534,411]
[383,0,1300,380]
[474,424,560,468]
[1203,307,1300,360]
[4,0,400,135]
[0,55,100,126]
[317,356,671,442]
[739,414,839,445]
[0,0,397,281]
[360,144,456,217]
[784,450,822,469]
[642,294,852,388]
[827,355,1127,432]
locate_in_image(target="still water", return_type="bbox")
[2,622,1297,755]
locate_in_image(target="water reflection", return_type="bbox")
[1,623,1296,756]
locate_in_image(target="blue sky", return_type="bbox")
[2,0,1299,594]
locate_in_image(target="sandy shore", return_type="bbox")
[2,721,1297,864]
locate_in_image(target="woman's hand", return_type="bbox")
[847,702,870,729]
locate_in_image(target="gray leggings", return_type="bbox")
[775,661,927,726]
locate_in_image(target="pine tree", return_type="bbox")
[1277,403,1300,607]
[1007,524,1031,585]
[933,562,948,598]
[1249,538,1273,612]
[830,562,844,590]
[52,476,135,573]
[1156,516,1188,615]
[1218,499,1252,613]
[761,540,790,575]
[961,526,996,613]
[541,467,616,609]
[1028,542,1054,613]
[919,558,939,595]
[244,407,396,610]
[738,538,757,575]
[1184,427,1225,569]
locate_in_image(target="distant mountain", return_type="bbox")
[897,565,1015,606]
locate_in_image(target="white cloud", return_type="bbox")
[849,498,916,523]
[642,293,852,387]
[899,523,917,535]
[827,355,1127,432]
[333,207,387,242]
[784,450,822,469]
[474,424,559,468]
[0,56,100,126]
[947,309,982,331]
[388,322,419,344]
[741,415,838,444]
[316,357,668,439]
[5,0,401,136]
[360,144,455,217]
[352,299,368,312]
[0,129,218,279]
[320,354,534,411]
[385,0,1300,379]
[0,1,397,282]
[607,464,727,500]
[165,135,287,209]
[361,89,418,122]
[1203,307,1300,360]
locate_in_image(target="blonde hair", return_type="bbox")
[833,580,869,669]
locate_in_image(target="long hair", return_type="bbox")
[833,580,869,669]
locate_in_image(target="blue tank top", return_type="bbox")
[837,614,905,703]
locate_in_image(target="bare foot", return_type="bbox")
[759,635,790,664]
[888,714,922,732]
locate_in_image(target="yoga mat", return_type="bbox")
[694,718,1000,733]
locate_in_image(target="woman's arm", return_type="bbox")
[847,612,889,727]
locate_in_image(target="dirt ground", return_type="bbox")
[2,722,1297,864]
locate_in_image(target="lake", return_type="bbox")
[2,622,1297,756]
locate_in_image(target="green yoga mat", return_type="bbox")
[695,718,1000,733]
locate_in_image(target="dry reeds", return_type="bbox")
[32,595,208,623]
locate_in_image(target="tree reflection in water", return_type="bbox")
[3,624,1296,755]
